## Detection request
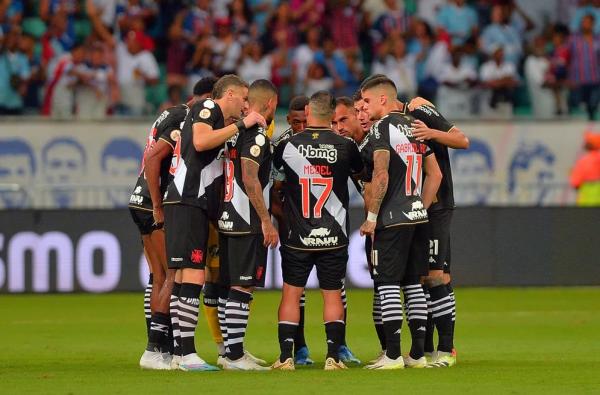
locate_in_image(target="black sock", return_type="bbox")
[225,288,252,361]
[178,283,202,357]
[402,284,427,360]
[378,284,403,359]
[428,284,453,353]
[147,312,171,353]
[217,285,229,355]
[325,321,345,362]
[144,273,153,339]
[170,282,181,356]
[424,288,435,353]
[447,283,456,339]
[278,321,298,363]
[372,287,386,350]
[294,292,307,352]
[340,284,348,346]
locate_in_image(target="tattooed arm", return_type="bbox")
[359,150,389,236]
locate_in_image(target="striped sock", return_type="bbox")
[178,283,202,357]
[225,289,252,361]
[170,283,181,356]
[279,321,298,363]
[424,288,435,353]
[217,285,229,355]
[341,283,348,346]
[294,291,307,352]
[378,284,403,359]
[428,284,453,353]
[402,283,427,359]
[372,287,386,351]
[447,283,456,337]
[148,312,170,353]
[144,274,153,339]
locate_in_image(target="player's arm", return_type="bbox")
[193,111,266,152]
[144,139,174,224]
[421,153,443,209]
[412,119,469,149]
[242,158,279,248]
[360,150,389,236]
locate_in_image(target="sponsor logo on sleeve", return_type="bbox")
[255,134,265,146]
[203,100,215,109]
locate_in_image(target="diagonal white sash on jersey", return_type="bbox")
[173,160,188,196]
[198,154,223,198]
[231,177,251,225]
[283,143,347,236]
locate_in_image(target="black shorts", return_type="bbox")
[164,204,209,270]
[427,209,453,273]
[280,245,347,290]
[371,224,428,284]
[129,207,162,235]
[219,233,268,288]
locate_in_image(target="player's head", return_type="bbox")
[212,74,249,119]
[360,76,398,121]
[192,76,218,102]
[248,79,278,124]
[287,95,309,134]
[332,96,362,141]
[353,91,373,134]
[306,91,336,126]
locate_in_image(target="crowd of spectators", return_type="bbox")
[0,0,599,120]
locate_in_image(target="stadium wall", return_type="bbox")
[1,119,598,208]
[0,208,598,293]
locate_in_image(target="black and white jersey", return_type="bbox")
[271,127,294,182]
[129,104,188,211]
[407,103,455,211]
[360,110,432,229]
[163,99,225,214]
[218,126,273,235]
[273,127,364,250]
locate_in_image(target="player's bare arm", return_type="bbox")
[242,158,279,248]
[360,150,389,236]
[421,153,443,209]
[144,139,174,225]
[193,112,266,152]
[411,119,470,149]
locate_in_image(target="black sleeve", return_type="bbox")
[369,119,390,152]
[347,139,364,175]
[158,107,187,148]
[240,128,269,166]
[411,105,454,132]
[273,139,286,171]
[190,101,220,128]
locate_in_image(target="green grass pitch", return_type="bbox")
[2,287,599,394]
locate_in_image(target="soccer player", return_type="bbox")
[402,98,470,368]
[162,74,266,371]
[130,77,215,370]
[359,76,442,369]
[216,79,279,370]
[271,91,364,371]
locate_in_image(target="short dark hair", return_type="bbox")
[212,74,249,99]
[309,90,336,119]
[360,75,397,93]
[352,90,362,102]
[360,74,387,90]
[288,95,309,112]
[249,79,278,95]
[249,79,278,106]
[335,96,354,109]
[193,76,218,97]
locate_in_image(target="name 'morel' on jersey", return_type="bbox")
[273,127,364,251]
[359,110,433,229]
[129,104,188,211]
[218,125,273,234]
[163,99,225,217]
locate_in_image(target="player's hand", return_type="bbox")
[412,120,439,141]
[408,96,434,111]
[360,219,376,237]
[261,219,279,248]
[153,206,164,226]
[243,111,267,129]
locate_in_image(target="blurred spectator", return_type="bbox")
[115,30,159,115]
[167,10,195,88]
[437,45,477,118]
[159,84,184,112]
[265,2,298,50]
[39,0,78,43]
[117,0,158,33]
[480,46,519,114]
[183,0,213,39]
[314,36,359,96]
[187,45,215,95]
[229,0,254,42]
[328,0,360,51]
[570,132,600,206]
[20,33,44,113]
[87,0,119,30]
[372,37,416,101]
[41,12,76,67]
[238,41,271,83]
[409,19,449,101]
[570,0,600,34]
[549,24,570,115]
[270,29,295,101]
[480,4,522,66]
[504,0,535,37]
[290,0,326,34]
[416,0,446,27]
[43,44,85,118]
[435,0,479,45]
[74,44,116,120]
[370,0,410,46]
[0,27,30,115]
[567,14,600,120]
[211,18,242,75]
[0,0,23,31]
[524,36,555,119]
[293,26,321,94]
[247,0,277,35]
[305,62,333,96]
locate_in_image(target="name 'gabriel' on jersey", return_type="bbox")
[163,99,225,215]
[218,125,273,234]
[128,104,188,211]
[360,110,433,229]
[273,127,364,251]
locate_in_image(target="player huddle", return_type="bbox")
[128,73,469,372]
